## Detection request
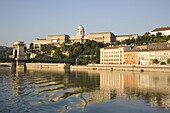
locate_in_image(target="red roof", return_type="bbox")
[152,26,170,32]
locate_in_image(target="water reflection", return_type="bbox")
[99,70,170,109]
[7,68,170,112]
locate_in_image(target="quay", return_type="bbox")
[1,62,170,72]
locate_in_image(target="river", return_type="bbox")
[0,67,170,113]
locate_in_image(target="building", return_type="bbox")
[100,46,124,64]
[138,49,170,65]
[150,26,170,36]
[136,45,148,50]
[32,25,116,48]
[116,34,138,42]
[147,43,168,50]
[88,32,116,43]
[33,34,70,49]
[124,50,139,64]
[70,24,86,43]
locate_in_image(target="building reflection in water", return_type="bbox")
[11,68,170,111]
[99,70,170,109]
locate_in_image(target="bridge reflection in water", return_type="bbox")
[10,69,170,112]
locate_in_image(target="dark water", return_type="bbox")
[0,68,170,113]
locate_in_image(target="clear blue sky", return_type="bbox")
[0,0,170,46]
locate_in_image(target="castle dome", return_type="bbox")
[76,24,85,37]
[77,24,84,31]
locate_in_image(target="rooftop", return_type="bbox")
[104,46,124,49]
[152,26,170,32]
[47,34,69,37]
[90,32,113,35]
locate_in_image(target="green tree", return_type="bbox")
[152,59,159,64]
[167,58,170,64]
[53,48,64,59]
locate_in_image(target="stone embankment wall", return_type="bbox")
[26,63,70,69]
[70,64,170,72]
[1,62,170,72]
[0,63,11,67]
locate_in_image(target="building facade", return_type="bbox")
[88,32,116,43]
[150,26,170,36]
[100,46,124,64]
[33,34,70,49]
[116,34,138,42]
[32,25,116,48]
[124,50,139,64]
[138,49,170,65]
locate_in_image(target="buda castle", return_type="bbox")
[33,25,116,49]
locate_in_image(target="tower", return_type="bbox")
[77,24,85,37]
[11,41,26,72]
[12,41,25,60]
[76,24,85,43]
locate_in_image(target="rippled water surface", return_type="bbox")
[0,68,170,113]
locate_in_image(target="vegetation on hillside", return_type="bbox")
[112,32,170,46]
[0,46,12,58]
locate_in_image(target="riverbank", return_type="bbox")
[0,63,11,67]
[70,64,170,72]
[1,62,170,72]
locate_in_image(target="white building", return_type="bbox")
[100,46,124,64]
[138,51,150,65]
[138,49,170,65]
[150,26,170,36]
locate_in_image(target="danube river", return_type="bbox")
[0,67,170,113]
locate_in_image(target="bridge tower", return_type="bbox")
[11,41,26,71]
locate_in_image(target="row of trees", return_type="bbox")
[152,58,170,64]
[112,32,170,46]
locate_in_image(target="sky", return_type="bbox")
[0,0,170,46]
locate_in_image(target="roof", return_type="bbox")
[124,50,139,52]
[48,34,68,37]
[104,46,124,49]
[152,26,170,32]
[35,38,46,40]
[77,24,84,31]
[90,32,113,35]
[116,35,131,37]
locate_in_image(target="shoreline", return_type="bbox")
[1,63,170,72]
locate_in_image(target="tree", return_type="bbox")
[152,59,159,64]
[29,43,34,50]
[53,48,64,59]
[167,58,170,64]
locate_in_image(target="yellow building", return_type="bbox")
[116,34,138,42]
[33,34,70,49]
[32,25,116,48]
[88,32,115,43]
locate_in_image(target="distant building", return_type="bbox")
[33,34,70,49]
[88,32,116,43]
[138,49,170,65]
[116,34,138,42]
[70,24,85,43]
[147,43,168,50]
[100,46,125,64]
[32,25,116,48]
[124,50,139,64]
[150,26,170,36]
[136,45,148,50]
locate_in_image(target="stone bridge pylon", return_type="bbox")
[11,41,26,71]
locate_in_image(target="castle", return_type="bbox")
[33,25,116,49]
